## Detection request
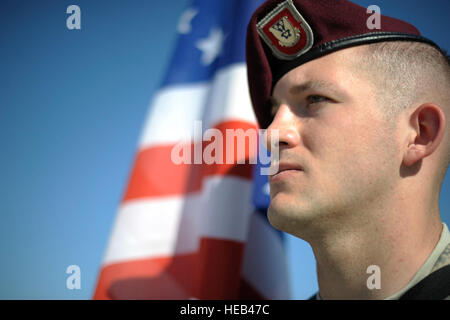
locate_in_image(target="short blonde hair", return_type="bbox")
[358,41,450,185]
[360,41,450,117]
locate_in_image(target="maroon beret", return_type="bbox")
[246,0,443,129]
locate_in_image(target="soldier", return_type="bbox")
[246,0,450,299]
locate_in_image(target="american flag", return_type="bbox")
[93,0,290,300]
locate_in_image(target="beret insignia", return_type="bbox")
[256,0,314,60]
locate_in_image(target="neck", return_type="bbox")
[307,195,442,300]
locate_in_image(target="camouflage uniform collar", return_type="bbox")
[386,223,450,300]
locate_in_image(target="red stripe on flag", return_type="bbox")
[193,237,244,299]
[238,278,265,300]
[123,120,258,201]
[93,255,174,300]
[93,237,265,299]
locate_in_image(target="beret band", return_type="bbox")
[272,31,443,88]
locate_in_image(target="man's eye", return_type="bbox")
[307,95,329,104]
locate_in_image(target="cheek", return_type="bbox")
[304,121,371,161]
[307,116,394,181]
[330,108,387,152]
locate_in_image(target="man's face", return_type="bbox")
[266,47,401,238]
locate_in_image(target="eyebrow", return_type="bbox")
[270,80,345,117]
[288,80,343,96]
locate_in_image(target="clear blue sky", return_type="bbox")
[0,0,449,299]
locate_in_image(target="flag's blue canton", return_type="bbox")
[252,145,285,241]
[252,159,271,210]
[162,0,264,87]
[252,157,285,241]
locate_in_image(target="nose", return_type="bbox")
[265,104,301,152]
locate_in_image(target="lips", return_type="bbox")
[271,162,304,176]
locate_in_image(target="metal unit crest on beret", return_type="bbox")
[256,0,314,60]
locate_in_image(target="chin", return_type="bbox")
[267,197,321,239]
[266,205,284,231]
[267,201,301,233]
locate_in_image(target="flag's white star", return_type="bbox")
[195,28,225,66]
[177,8,198,34]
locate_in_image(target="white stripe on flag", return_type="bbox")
[103,176,253,266]
[198,175,253,240]
[203,64,257,128]
[102,195,198,266]
[138,83,209,148]
[138,64,257,149]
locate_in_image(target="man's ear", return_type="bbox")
[403,103,446,167]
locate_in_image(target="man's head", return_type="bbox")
[266,44,449,238]
[246,0,450,239]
